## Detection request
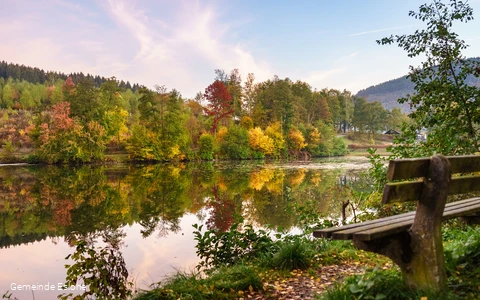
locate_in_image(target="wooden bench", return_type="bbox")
[313,155,480,292]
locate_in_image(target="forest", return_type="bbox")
[0,61,409,163]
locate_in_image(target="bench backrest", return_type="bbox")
[383,155,480,204]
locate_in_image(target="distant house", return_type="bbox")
[384,129,400,135]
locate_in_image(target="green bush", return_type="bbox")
[218,125,250,160]
[199,133,215,160]
[332,137,347,156]
[193,222,276,270]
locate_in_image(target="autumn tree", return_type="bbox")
[316,94,332,123]
[204,80,233,134]
[248,127,274,157]
[128,86,187,161]
[30,102,107,163]
[242,73,257,117]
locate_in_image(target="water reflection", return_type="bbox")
[0,158,368,298]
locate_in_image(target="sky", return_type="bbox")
[1,0,480,98]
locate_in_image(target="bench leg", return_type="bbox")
[355,155,450,293]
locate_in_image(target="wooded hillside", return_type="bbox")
[356,57,480,112]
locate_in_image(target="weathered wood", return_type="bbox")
[315,197,480,239]
[387,155,480,181]
[387,157,430,180]
[382,181,423,204]
[405,155,450,291]
[329,198,480,240]
[352,198,480,241]
[382,176,480,204]
[313,210,417,238]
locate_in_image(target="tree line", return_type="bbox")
[0,64,409,163]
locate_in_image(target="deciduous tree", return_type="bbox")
[204,80,233,134]
[378,0,480,156]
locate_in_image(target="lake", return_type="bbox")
[0,157,370,299]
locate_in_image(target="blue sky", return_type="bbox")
[1,0,480,98]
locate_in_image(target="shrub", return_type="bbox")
[193,222,276,270]
[218,125,250,160]
[270,238,311,271]
[199,133,215,160]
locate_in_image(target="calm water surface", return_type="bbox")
[0,157,369,299]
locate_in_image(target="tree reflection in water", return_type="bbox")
[0,160,365,297]
[59,228,132,300]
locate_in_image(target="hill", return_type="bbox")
[0,60,141,91]
[356,57,480,113]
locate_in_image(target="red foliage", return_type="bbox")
[52,102,74,131]
[62,77,75,95]
[46,85,55,99]
[206,186,236,232]
[203,80,234,133]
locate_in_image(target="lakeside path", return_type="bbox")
[237,261,393,300]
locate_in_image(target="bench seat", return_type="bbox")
[314,197,480,241]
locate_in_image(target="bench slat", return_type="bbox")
[353,197,480,241]
[324,198,480,240]
[383,176,480,204]
[312,210,417,238]
[387,155,480,181]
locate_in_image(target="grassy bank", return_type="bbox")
[133,218,480,300]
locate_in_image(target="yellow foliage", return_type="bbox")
[288,128,307,151]
[240,116,254,130]
[289,169,306,187]
[218,180,228,192]
[249,168,275,190]
[248,127,275,155]
[265,122,285,155]
[167,144,181,160]
[310,174,322,186]
[265,170,285,194]
[216,126,228,141]
[309,128,321,145]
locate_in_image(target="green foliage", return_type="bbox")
[192,222,276,270]
[218,125,250,160]
[0,139,16,162]
[443,225,480,297]
[270,238,311,271]
[310,121,346,156]
[332,137,347,156]
[127,87,187,161]
[365,148,387,192]
[379,0,480,156]
[320,268,458,300]
[199,133,215,160]
[135,264,262,300]
[59,239,132,300]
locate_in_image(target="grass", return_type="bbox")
[317,268,463,300]
[135,264,262,300]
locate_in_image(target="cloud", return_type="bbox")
[349,25,413,37]
[304,68,346,87]
[103,0,273,97]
